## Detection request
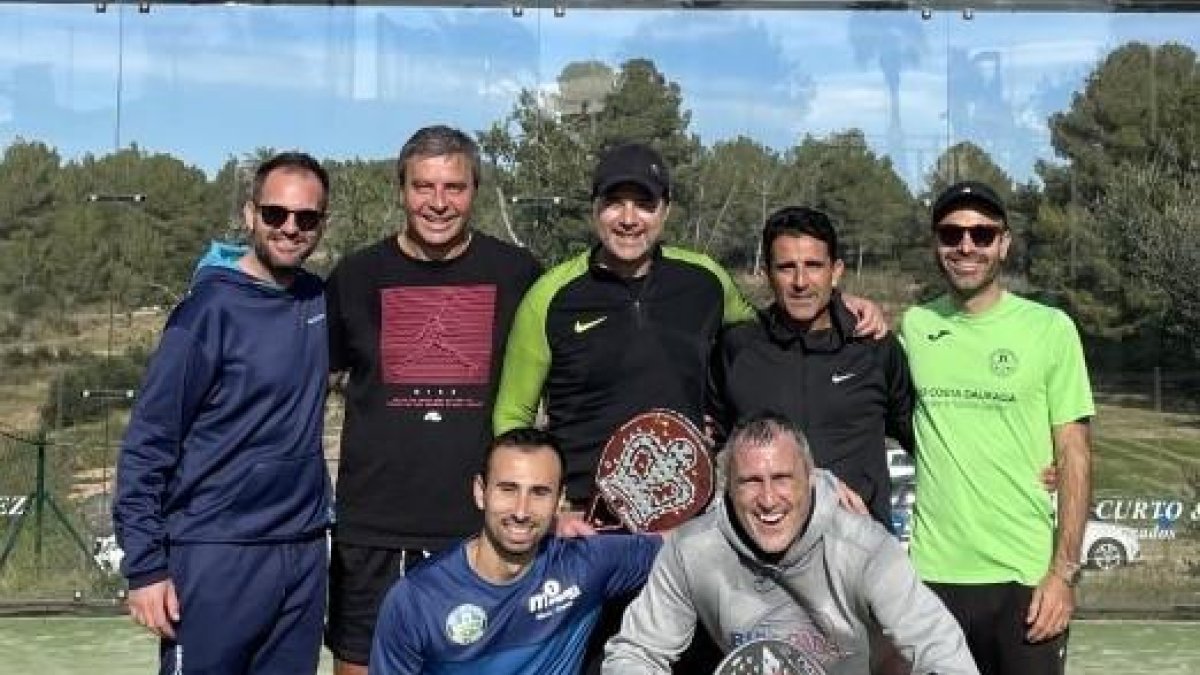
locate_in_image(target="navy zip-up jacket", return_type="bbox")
[114,246,332,589]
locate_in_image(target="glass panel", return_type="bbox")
[0,2,125,601]
[946,8,1200,617]
[0,1,1196,665]
[0,4,122,156]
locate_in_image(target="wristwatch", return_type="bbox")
[1053,561,1083,587]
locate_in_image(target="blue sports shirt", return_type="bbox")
[371,533,661,674]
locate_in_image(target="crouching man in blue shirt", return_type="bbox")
[370,428,661,674]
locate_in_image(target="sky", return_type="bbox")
[0,4,1196,189]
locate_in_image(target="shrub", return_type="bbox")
[40,349,149,429]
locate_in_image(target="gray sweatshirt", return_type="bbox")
[603,470,978,674]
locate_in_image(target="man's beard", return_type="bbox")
[253,237,305,282]
[938,252,999,297]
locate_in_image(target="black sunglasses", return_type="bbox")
[935,224,1003,248]
[256,204,325,232]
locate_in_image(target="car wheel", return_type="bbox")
[1087,538,1127,570]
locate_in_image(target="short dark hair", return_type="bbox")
[250,151,329,210]
[481,428,566,484]
[719,412,813,480]
[761,206,840,266]
[396,125,481,189]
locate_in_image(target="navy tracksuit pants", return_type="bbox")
[159,537,327,675]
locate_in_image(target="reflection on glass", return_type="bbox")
[0,4,1196,625]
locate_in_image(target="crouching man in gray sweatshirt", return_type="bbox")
[603,412,978,675]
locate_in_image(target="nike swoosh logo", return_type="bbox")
[307,313,326,325]
[831,373,857,384]
[574,316,607,334]
[927,329,951,341]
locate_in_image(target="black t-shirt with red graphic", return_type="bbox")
[326,232,541,550]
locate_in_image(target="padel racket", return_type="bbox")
[587,408,713,533]
[713,638,825,675]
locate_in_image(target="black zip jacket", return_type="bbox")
[711,293,914,528]
[495,244,755,501]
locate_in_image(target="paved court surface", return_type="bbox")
[0,617,1197,674]
[0,617,334,674]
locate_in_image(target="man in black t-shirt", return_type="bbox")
[323,125,541,675]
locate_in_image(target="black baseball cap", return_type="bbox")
[930,180,1007,226]
[591,142,671,202]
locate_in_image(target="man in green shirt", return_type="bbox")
[900,181,1093,675]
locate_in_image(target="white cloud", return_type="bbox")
[2,4,1196,183]
[1004,39,1107,72]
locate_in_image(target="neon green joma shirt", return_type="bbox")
[900,292,1094,586]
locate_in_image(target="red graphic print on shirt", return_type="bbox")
[379,285,496,408]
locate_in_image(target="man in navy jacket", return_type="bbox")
[114,152,333,675]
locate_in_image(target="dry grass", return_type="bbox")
[1079,537,1200,610]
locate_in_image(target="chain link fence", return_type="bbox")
[0,430,122,604]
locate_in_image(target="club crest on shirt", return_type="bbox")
[989,348,1018,377]
[445,603,488,645]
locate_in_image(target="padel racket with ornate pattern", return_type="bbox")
[713,639,826,675]
[588,408,713,532]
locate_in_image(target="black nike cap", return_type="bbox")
[930,180,1007,226]
[591,142,671,202]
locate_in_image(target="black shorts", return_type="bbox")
[324,542,432,665]
[927,582,1069,675]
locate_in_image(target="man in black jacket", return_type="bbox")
[712,206,914,529]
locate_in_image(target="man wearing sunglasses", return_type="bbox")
[900,181,1094,675]
[114,152,333,674]
[323,125,542,675]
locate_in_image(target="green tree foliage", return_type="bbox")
[42,147,214,311]
[480,58,699,264]
[209,156,251,242]
[0,141,63,313]
[593,58,701,168]
[680,137,783,270]
[555,60,615,120]
[2,44,1194,374]
[0,145,222,313]
[1093,163,1200,356]
[478,89,592,263]
[1034,42,1200,343]
[320,158,396,267]
[72,147,219,307]
[782,131,915,273]
[40,349,149,430]
[0,140,60,238]
[1025,191,1142,338]
[1045,42,1199,203]
[924,141,1016,201]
